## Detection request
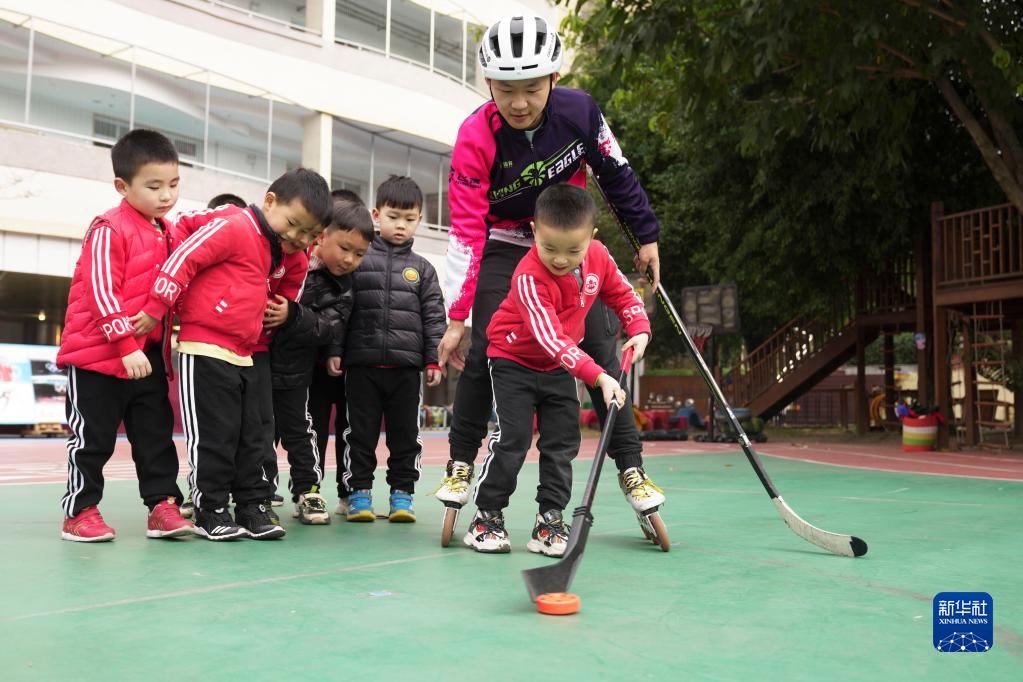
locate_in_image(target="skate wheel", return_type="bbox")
[536,592,580,616]
[637,512,657,542]
[647,511,671,552]
[440,506,460,548]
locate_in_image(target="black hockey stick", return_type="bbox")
[594,184,868,558]
[522,346,635,601]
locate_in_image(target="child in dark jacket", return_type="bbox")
[340,176,446,523]
[269,201,373,524]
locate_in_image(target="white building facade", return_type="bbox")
[0,0,562,344]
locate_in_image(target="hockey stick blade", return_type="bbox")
[773,497,868,557]
[521,512,593,601]
[589,181,868,557]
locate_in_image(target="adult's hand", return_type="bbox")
[437,320,466,372]
[635,242,660,291]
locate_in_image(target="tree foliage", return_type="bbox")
[561,0,1020,365]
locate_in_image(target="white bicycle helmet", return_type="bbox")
[478,14,563,81]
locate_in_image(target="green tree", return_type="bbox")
[564,0,1023,212]
[560,0,1016,366]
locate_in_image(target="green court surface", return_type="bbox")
[1,452,1020,680]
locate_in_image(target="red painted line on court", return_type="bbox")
[1,433,1020,485]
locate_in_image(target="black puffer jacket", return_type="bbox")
[344,235,446,368]
[270,265,354,390]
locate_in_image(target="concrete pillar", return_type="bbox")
[302,113,333,183]
[306,0,336,47]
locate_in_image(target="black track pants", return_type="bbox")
[61,347,182,516]
[342,366,422,493]
[273,384,322,499]
[178,353,271,510]
[308,364,349,497]
[473,358,581,513]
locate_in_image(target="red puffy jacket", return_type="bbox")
[173,204,308,352]
[57,200,174,378]
[143,207,276,357]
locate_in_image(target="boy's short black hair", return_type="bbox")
[111,129,178,183]
[267,168,332,227]
[535,183,596,230]
[375,175,423,212]
[207,193,246,209]
[331,188,365,206]
[328,201,375,243]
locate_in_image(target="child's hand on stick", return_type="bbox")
[596,373,625,409]
[621,332,649,364]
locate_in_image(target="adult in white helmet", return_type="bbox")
[436,14,665,552]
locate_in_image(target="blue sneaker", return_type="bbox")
[346,489,375,522]
[388,490,416,523]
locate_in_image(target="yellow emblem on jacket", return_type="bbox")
[402,267,420,283]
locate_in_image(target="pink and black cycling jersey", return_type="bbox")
[444,86,660,322]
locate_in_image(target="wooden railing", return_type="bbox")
[729,258,916,406]
[935,203,1023,288]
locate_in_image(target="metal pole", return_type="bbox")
[436,155,443,224]
[384,0,391,58]
[461,18,466,84]
[203,72,211,165]
[429,9,435,71]
[266,97,274,180]
[129,47,136,129]
[24,19,34,123]
[368,134,375,208]
[406,146,412,176]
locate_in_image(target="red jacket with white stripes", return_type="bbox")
[172,204,308,352]
[57,200,174,378]
[143,206,278,357]
[487,240,651,387]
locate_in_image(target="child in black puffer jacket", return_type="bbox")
[269,201,373,525]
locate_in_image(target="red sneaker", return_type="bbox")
[146,498,195,539]
[62,506,116,542]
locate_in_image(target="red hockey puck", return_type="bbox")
[536,592,581,615]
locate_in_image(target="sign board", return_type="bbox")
[681,283,740,333]
[0,344,66,425]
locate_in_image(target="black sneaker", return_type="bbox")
[193,507,247,541]
[526,509,570,557]
[270,494,284,507]
[462,509,511,553]
[235,502,286,540]
[263,500,281,526]
[180,496,195,519]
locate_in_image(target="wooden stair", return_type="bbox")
[727,258,917,418]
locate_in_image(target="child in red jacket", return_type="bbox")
[170,198,309,521]
[57,129,193,542]
[140,168,332,541]
[464,184,651,555]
